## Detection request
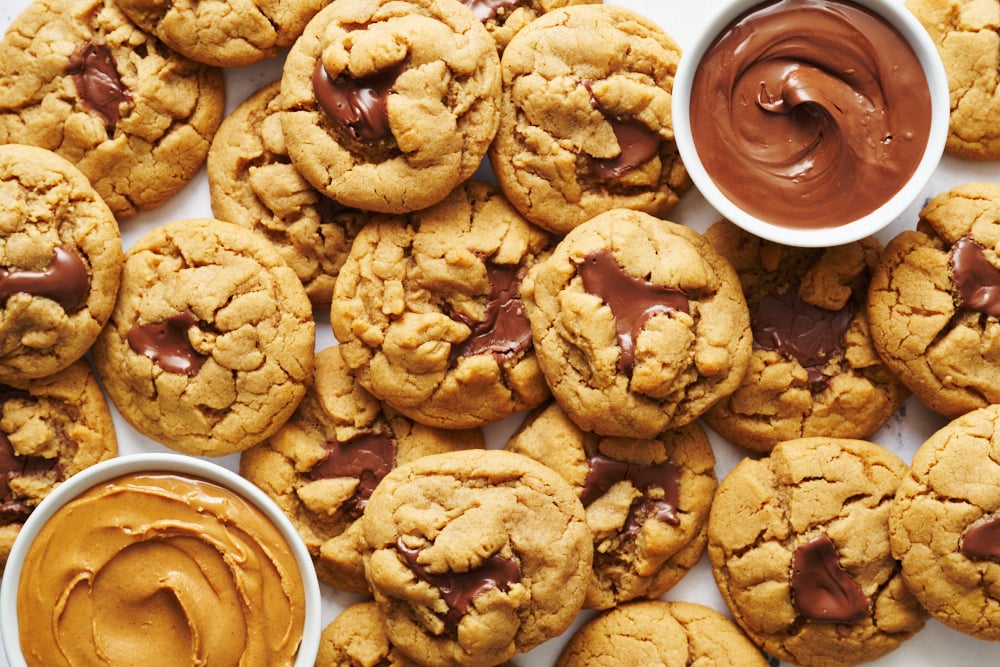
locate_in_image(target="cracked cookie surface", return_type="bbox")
[361,448,592,667]
[906,0,1000,159]
[239,347,483,594]
[505,401,716,610]
[708,437,926,667]
[520,208,751,438]
[208,81,367,308]
[279,0,501,213]
[0,0,225,218]
[890,403,1000,640]
[0,144,122,383]
[868,182,1000,418]
[703,220,909,454]
[470,0,600,53]
[92,218,314,457]
[489,4,691,234]
[330,180,552,429]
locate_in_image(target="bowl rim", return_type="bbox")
[671,0,950,248]
[0,452,322,667]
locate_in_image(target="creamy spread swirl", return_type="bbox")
[689,0,931,229]
[16,472,305,667]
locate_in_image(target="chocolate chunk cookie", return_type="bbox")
[890,403,1000,640]
[279,0,501,213]
[703,220,909,454]
[505,401,717,610]
[208,81,367,308]
[0,0,225,218]
[489,4,691,234]
[555,600,770,667]
[92,218,315,457]
[0,359,118,573]
[330,180,552,430]
[0,144,122,384]
[362,449,592,667]
[240,347,483,594]
[708,437,926,667]
[868,182,1000,418]
[520,208,751,438]
[113,0,329,67]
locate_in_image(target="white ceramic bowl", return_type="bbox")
[0,453,322,667]
[672,0,949,247]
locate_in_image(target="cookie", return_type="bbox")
[890,403,1000,640]
[467,0,601,53]
[0,144,122,383]
[505,401,716,610]
[708,437,926,667]
[240,346,484,594]
[703,220,909,454]
[92,218,315,457]
[488,4,691,234]
[906,0,1000,159]
[361,448,592,667]
[113,0,329,67]
[330,180,553,430]
[520,208,751,438]
[279,0,501,213]
[868,182,1000,418]
[0,359,118,573]
[0,0,225,218]
[208,81,367,308]
[555,600,770,667]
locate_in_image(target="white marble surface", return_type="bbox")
[2,0,1000,664]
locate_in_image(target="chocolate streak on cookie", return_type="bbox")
[450,261,533,366]
[949,235,1000,317]
[127,309,208,375]
[396,538,522,626]
[65,42,132,135]
[461,0,521,21]
[581,454,681,535]
[582,80,662,178]
[578,249,689,373]
[308,432,394,518]
[0,247,89,313]
[312,59,406,143]
[752,282,854,392]
[961,515,1000,562]
[0,386,62,522]
[791,534,869,624]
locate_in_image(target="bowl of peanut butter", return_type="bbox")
[0,453,322,667]
[672,0,949,247]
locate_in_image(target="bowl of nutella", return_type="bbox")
[0,453,322,667]
[672,0,949,247]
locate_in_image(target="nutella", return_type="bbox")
[312,59,405,143]
[961,515,1000,562]
[127,309,207,375]
[450,261,533,364]
[949,236,1000,317]
[791,533,869,624]
[65,42,132,134]
[689,0,932,229]
[308,431,395,518]
[0,247,89,313]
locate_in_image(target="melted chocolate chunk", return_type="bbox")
[450,261,533,365]
[461,0,520,21]
[581,454,681,534]
[65,41,132,134]
[961,515,1000,562]
[396,539,521,626]
[127,309,207,375]
[0,386,60,522]
[308,432,394,518]
[583,80,661,178]
[950,235,1000,317]
[752,283,854,391]
[791,534,869,624]
[578,249,689,373]
[312,59,405,143]
[0,247,89,313]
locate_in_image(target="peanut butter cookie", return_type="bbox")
[467,0,601,53]
[868,182,1000,418]
[362,448,592,667]
[520,208,751,438]
[330,180,552,429]
[489,4,691,234]
[279,0,501,213]
[92,218,314,457]
[240,347,483,594]
[505,401,716,610]
[703,220,909,454]
[708,437,926,667]
[0,0,225,218]
[0,144,122,383]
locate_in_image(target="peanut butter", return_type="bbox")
[16,471,305,666]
